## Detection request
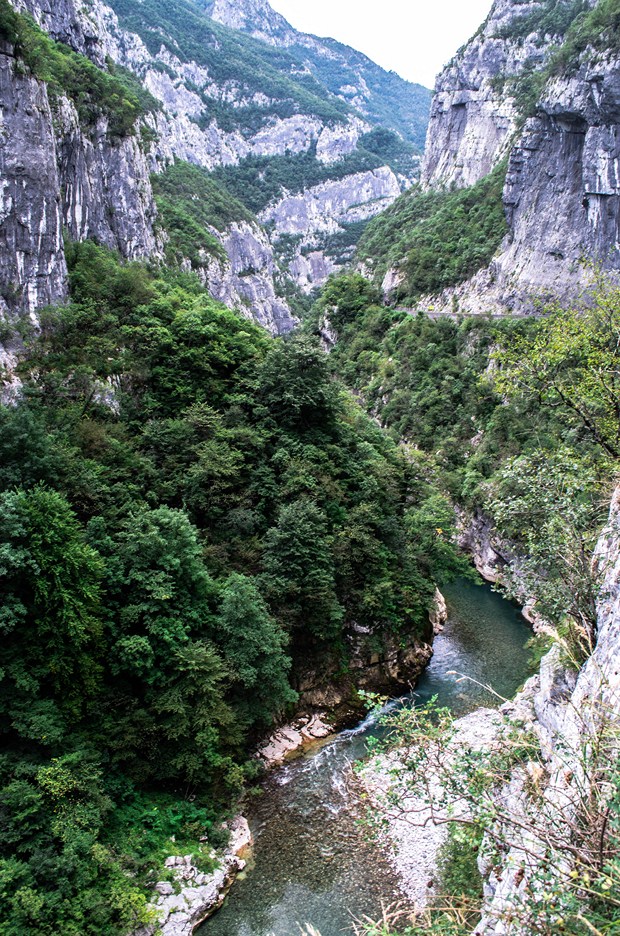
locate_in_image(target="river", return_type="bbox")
[199,578,532,936]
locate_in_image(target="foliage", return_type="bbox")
[0,242,458,928]
[551,0,620,71]
[312,273,615,517]
[493,281,620,459]
[490,449,605,658]
[0,1,158,136]
[152,161,255,269]
[356,163,508,300]
[493,0,590,42]
[359,128,419,177]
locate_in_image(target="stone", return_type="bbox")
[411,0,620,318]
[429,587,448,635]
[256,713,334,768]
[155,882,174,896]
[136,817,252,936]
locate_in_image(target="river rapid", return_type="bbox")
[199,578,532,936]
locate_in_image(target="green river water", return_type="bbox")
[199,578,532,936]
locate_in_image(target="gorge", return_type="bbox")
[0,1,619,935]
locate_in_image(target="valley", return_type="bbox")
[0,1,619,934]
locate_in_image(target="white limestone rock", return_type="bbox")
[136,817,252,936]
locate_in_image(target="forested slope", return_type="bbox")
[0,244,468,933]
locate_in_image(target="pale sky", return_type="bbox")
[269,0,493,88]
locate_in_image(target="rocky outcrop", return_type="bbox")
[56,98,158,260]
[296,629,433,714]
[205,0,299,48]
[0,43,67,319]
[261,168,401,238]
[474,487,620,933]
[260,167,402,292]
[256,713,334,768]
[197,221,297,334]
[429,588,448,635]
[422,1,518,190]
[137,817,252,936]
[288,249,339,294]
[11,0,104,60]
[0,22,158,323]
[414,0,620,317]
[458,508,542,628]
[421,0,596,191]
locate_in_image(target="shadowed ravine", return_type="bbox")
[199,579,532,936]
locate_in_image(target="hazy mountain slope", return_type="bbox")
[202,0,432,148]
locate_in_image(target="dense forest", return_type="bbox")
[2,0,620,931]
[2,243,618,934]
[0,244,470,933]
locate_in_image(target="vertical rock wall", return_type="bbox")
[0,43,67,319]
[475,487,620,933]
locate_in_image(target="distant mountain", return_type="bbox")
[201,0,432,148]
[1,0,432,338]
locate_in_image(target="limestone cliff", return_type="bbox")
[1,0,428,340]
[0,41,66,319]
[402,0,620,316]
[0,38,156,325]
[474,487,620,933]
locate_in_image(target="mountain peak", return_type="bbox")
[206,0,296,44]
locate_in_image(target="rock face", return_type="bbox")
[198,221,296,335]
[0,43,67,320]
[421,0,596,191]
[296,629,434,713]
[474,487,620,933]
[0,11,158,323]
[1,0,427,335]
[262,168,401,238]
[262,168,402,292]
[421,0,526,190]
[256,713,333,768]
[137,817,252,936]
[11,0,103,59]
[57,99,159,260]
[495,59,620,302]
[414,0,620,316]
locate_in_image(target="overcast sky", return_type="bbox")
[268,0,493,88]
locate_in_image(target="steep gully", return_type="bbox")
[198,579,532,936]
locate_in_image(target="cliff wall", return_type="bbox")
[410,0,620,316]
[1,0,418,341]
[475,486,620,932]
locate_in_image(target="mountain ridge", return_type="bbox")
[201,0,432,148]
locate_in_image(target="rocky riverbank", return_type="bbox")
[361,707,503,910]
[256,712,335,768]
[136,817,252,936]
